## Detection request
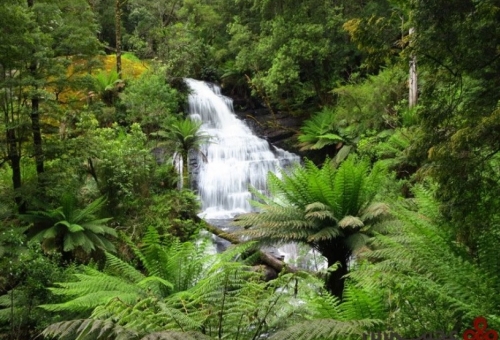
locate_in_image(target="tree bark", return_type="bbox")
[409,27,418,108]
[115,0,122,78]
[200,220,298,275]
[30,90,44,178]
[6,128,24,213]
[182,153,189,189]
[28,0,44,183]
[320,239,351,300]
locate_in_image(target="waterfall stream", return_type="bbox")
[186,79,300,220]
[186,79,311,264]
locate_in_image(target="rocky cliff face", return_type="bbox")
[231,101,304,154]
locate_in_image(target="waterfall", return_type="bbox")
[185,78,300,220]
[186,79,326,270]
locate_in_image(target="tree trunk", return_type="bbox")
[200,220,298,275]
[6,127,24,214]
[28,0,44,183]
[30,93,44,178]
[115,0,122,78]
[182,152,189,189]
[320,239,350,299]
[409,27,418,108]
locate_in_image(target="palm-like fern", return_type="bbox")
[23,195,116,256]
[297,108,344,151]
[93,70,124,106]
[234,156,388,297]
[168,117,211,188]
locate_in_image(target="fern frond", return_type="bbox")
[338,216,364,229]
[269,318,383,340]
[42,319,139,340]
[140,331,211,340]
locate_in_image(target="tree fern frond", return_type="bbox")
[102,252,139,281]
[71,196,107,224]
[338,216,364,229]
[269,318,383,340]
[360,202,390,222]
[307,227,341,242]
[340,282,386,321]
[140,331,211,340]
[42,319,139,340]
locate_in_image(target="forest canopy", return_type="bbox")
[1,0,500,339]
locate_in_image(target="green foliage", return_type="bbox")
[410,0,500,248]
[331,67,407,140]
[236,156,386,245]
[269,282,386,340]
[0,237,73,339]
[297,108,344,152]
[89,123,156,210]
[142,190,202,242]
[350,185,500,337]
[343,6,404,70]
[234,156,388,296]
[22,195,116,257]
[40,227,208,315]
[120,67,180,133]
[228,0,355,110]
[41,243,323,340]
[93,70,123,106]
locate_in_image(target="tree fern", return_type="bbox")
[234,156,388,297]
[297,107,345,151]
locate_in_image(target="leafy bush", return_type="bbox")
[0,228,74,339]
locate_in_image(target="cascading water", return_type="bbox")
[185,78,300,220]
[185,79,312,263]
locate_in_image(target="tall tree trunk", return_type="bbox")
[409,27,418,108]
[115,0,122,78]
[6,127,24,214]
[30,88,44,178]
[28,0,44,183]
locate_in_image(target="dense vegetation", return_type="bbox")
[1,0,499,339]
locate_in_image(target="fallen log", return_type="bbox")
[200,220,298,274]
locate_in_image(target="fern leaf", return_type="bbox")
[140,331,211,340]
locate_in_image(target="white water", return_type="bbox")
[186,79,300,220]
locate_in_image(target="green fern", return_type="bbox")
[297,107,345,151]
[40,227,208,316]
[269,281,386,340]
[23,195,116,256]
[234,156,388,297]
[349,184,500,336]
[41,244,323,340]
